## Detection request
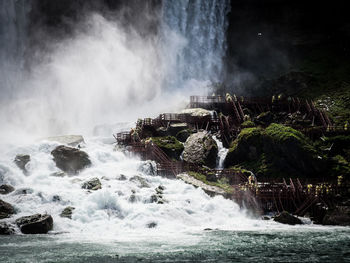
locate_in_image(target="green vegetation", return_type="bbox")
[241,120,255,128]
[151,136,184,160]
[225,124,324,178]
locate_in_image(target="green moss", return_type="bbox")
[264,123,316,153]
[225,124,324,178]
[151,136,184,160]
[188,171,233,194]
[241,120,256,128]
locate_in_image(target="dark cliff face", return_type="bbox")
[28,0,161,38]
[225,0,350,88]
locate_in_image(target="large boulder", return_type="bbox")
[273,211,303,225]
[0,199,15,219]
[151,136,184,160]
[183,131,218,168]
[14,154,30,173]
[224,124,324,178]
[82,178,102,190]
[322,206,350,226]
[51,145,91,174]
[0,222,15,235]
[0,184,15,195]
[16,214,53,234]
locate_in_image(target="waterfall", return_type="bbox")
[162,0,231,87]
[0,0,31,99]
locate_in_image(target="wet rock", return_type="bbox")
[0,199,15,219]
[150,194,165,204]
[0,222,15,235]
[0,184,15,195]
[14,154,30,173]
[146,222,157,228]
[82,178,102,191]
[50,172,66,178]
[13,188,34,195]
[183,131,218,168]
[60,206,75,219]
[322,206,350,226]
[129,175,150,188]
[204,228,213,231]
[45,135,84,147]
[51,145,91,174]
[273,211,302,225]
[16,214,53,234]
[137,161,157,176]
[52,195,61,202]
[118,174,127,181]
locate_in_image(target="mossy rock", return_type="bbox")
[225,123,325,178]
[151,136,184,160]
[241,120,256,129]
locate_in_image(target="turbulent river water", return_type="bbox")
[0,137,349,262]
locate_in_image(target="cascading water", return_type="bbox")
[213,135,229,169]
[162,0,231,87]
[0,138,258,239]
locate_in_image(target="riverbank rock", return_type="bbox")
[224,124,324,178]
[45,135,84,147]
[273,211,303,225]
[322,206,350,226]
[183,131,218,168]
[82,178,102,191]
[177,173,227,197]
[14,154,30,173]
[0,184,15,195]
[0,222,15,235]
[51,145,91,174]
[60,206,75,219]
[151,136,184,160]
[16,214,53,234]
[0,199,15,219]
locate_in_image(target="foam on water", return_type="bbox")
[1,136,345,243]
